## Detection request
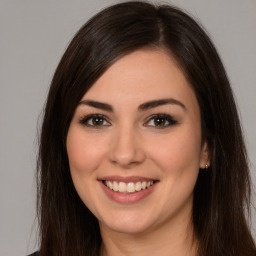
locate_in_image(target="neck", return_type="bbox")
[99,215,197,256]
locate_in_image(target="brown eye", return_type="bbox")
[79,114,111,128]
[92,117,104,126]
[145,114,177,128]
[154,117,167,127]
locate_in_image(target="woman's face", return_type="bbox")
[67,49,210,235]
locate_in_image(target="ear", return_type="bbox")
[199,141,211,169]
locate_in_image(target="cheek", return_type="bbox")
[66,127,108,182]
[147,127,202,176]
[66,127,108,209]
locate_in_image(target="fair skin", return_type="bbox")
[66,49,210,256]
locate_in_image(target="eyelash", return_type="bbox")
[79,114,110,128]
[79,113,178,129]
[144,114,178,128]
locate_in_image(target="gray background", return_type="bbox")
[0,0,255,255]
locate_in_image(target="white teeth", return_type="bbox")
[135,182,142,191]
[127,182,135,193]
[104,180,154,193]
[119,182,126,193]
[107,181,113,189]
[113,181,118,191]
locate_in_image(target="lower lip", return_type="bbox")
[100,181,156,204]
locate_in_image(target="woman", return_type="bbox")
[33,1,256,255]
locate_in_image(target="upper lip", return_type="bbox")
[98,176,158,183]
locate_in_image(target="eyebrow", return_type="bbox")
[79,98,186,112]
[138,98,186,111]
[79,100,114,112]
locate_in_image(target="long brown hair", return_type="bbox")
[37,1,256,255]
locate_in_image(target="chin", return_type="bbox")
[106,223,150,235]
[99,213,154,235]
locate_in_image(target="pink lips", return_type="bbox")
[98,176,158,204]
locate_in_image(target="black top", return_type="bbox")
[27,252,39,256]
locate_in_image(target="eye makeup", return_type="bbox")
[144,113,178,129]
[78,112,178,130]
[79,113,111,128]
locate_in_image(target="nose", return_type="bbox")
[108,124,146,168]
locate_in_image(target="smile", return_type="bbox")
[99,177,158,203]
[103,180,154,193]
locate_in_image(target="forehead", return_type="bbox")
[81,49,197,110]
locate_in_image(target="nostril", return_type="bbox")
[108,132,146,166]
[109,149,146,167]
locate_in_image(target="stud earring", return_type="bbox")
[205,164,209,169]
